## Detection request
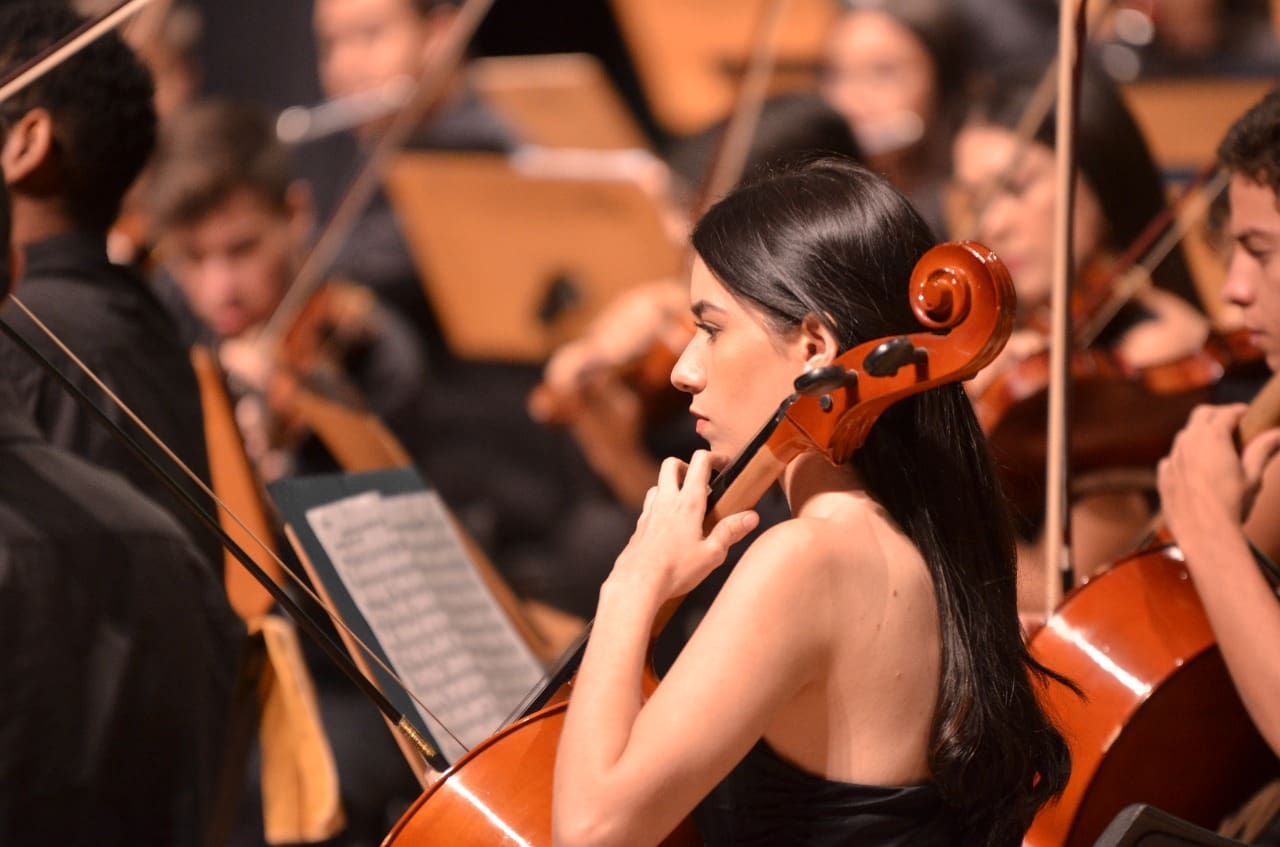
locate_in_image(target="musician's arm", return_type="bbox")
[553,456,836,847]
[1159,404,1280,756]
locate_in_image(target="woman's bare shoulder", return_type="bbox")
[724,500,896,601]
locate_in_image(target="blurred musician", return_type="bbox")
[820,0,972,239]
[1161,85,1280,751]
[0,1,221,572]
[949,64,1211,608]
[312,0,517,343]
[308,0,642,619]
[145,99,432,480]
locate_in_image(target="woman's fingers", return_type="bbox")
[704,510,760,561]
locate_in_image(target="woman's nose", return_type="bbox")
[670,338,704,395]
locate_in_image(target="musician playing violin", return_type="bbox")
[553,158,1069,847]
[145,99,432,480]
[950,64,1212,607]
[1159,88,1280,769]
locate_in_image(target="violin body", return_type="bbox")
[1025,545,1280,847]
[978,330,1267,518]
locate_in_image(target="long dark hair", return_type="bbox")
[692,157,1071,847]
[963,62,1202,310]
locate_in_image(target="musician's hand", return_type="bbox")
[1158,404,1280,545]
[966,328,1046,398]
[535,280,690,413]
[219,335,273,393]
[610,450,758,600]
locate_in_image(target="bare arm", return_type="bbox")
[1158,404,1280,755]
[552,453,837,847]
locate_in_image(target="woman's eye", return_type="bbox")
[694,321,720,339]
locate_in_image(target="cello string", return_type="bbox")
[4,296,469,758]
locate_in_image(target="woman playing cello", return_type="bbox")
[551,158,1070,846]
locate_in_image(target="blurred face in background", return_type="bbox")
[951,123,1108,315]
[313,0,449,137]
[821,9,936,168]
[162,186,309,338]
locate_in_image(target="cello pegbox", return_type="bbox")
[862,336,925,379]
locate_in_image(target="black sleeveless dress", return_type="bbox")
[693,740,957,846]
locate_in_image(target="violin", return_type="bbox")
[978,327,1268,520]
[974,165,1232,522]
[379,241,1016,845]
[224,278,383,480]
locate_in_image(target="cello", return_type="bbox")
[381,240,1016,845]
[1022,372,1280,846]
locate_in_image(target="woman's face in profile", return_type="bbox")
[671,258,809,458]
[950,123,1108,315]
[821,9,935,164]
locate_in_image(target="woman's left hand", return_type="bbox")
[610,450,759,601]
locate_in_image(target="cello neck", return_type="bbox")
[1238,369,1280,446]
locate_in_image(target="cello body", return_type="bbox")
[381,695,700,846]
[1025,545,1280,847]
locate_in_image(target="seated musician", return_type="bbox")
[145,100,438,844]
[0,145,243,847]
[949,64,1212,606]
[1159,89,1280,841]
[0,1,221,572]
[144,98,432,480]
[820,0,973,239]
[552,158,1071,846]
[311,0,517,343]
[309,0,643,621]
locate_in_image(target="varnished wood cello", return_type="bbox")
[1022,373,1280,847]
[381,240,1017,845]
[1013,7,1280,837]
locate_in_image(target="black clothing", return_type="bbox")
[694,739,956,846]
[0,402,243,846]
[0,231,220,571]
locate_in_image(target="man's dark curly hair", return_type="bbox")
[0,2,156,231]
[1219,86,1280,197]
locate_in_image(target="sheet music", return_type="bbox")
[306,489,543,762]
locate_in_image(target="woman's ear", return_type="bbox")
[1,109,56,187]
[798,313,839,370]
